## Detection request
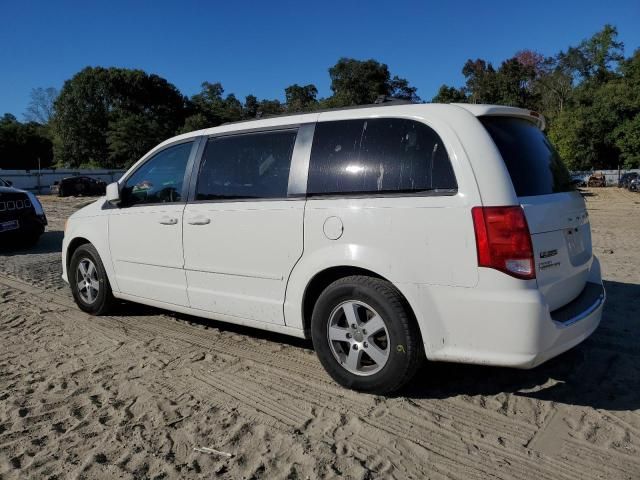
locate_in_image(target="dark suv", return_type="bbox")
[0,177,48,246]
[618,172,639,189]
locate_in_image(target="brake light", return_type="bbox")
[471,206,535,280]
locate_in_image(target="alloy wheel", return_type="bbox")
[327,300,390,376]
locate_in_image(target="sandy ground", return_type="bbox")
[0,189,639,480]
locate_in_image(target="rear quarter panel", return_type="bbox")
[285,107,489,345]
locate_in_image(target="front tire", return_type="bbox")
[311,276,423,394]
[69,244,114,315]
[22,232,42,247]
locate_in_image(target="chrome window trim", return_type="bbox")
[305,117,458,198]
[188,125,312,203]
[113,138,202,209]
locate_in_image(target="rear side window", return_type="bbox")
[480,117,573,197]
[307,118,457,196]
[196,130,297,200]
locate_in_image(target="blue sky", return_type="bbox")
[1,0,639,119]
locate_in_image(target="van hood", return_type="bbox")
[0,186,28,195]
[69,197,108,219]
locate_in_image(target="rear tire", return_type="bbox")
[69,244,114,315]
[311,275,423,394]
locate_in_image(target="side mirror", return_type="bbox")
[106,182,121,205]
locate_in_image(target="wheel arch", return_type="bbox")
[299,265,423,345]
[63,213,118,292]
[66,236,91,273]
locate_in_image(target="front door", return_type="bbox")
[109,141,195,306]
[182,129,304,324]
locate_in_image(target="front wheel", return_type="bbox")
[69,244,114,315]
[311,276,423,394]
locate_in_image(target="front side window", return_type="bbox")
[121,142,193,206]
[196,130,297,200]
[307,118,457,196]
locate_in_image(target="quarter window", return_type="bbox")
[307,118,457,196]
[121,142,193,206]
[196,130,297,200]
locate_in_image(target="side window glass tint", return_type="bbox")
[307,118,457,195]
[196,130,297,200]
[122,142,193,206]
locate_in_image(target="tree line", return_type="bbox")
[432,25,639,170]
[1,24,638,171]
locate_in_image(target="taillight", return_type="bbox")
[471,206,535,280]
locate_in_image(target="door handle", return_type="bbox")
[159,216,178,225]
[187,216,211,225]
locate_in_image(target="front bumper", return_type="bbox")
[418,256,605,368]
[0,212,47,238]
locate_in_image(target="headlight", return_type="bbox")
[26,191,45,215]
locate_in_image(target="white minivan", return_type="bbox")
[62,103,605,393]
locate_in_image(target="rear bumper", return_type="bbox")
[418,256,604,368]
[527,281,604,368]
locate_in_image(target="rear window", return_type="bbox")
[307,118,457,196]
[480,116,573,197]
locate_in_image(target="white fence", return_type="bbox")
[0,169,126,194]
[572,169,640,187]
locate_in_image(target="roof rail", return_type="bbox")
[373,95,413,105]
[220,97,420,126]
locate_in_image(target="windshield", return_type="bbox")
[480,116,574,197]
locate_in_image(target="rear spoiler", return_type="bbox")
[452,104,546,131]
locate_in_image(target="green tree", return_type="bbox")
[51,67,185,168]
[431,85,467,103]
[614,113,640,168]
[327,58,419,106]
[494,58,538,107]
[329,58,390,105]
[285,84,318,112]
[460,57,537,107]
[531,60,573,119]
[557,24,624,83]
[256,99,285,117]
[180,113,210,133]
[243,95,259,119]
[388,76,421,102]
[547,29,636,169]
[184,82,244,130]
[0,114,53,169]
[462,59,500,103]
[613,50,640,167]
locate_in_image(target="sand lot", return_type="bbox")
[1,189,639,479]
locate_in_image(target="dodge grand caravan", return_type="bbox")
[62,103,605,393]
